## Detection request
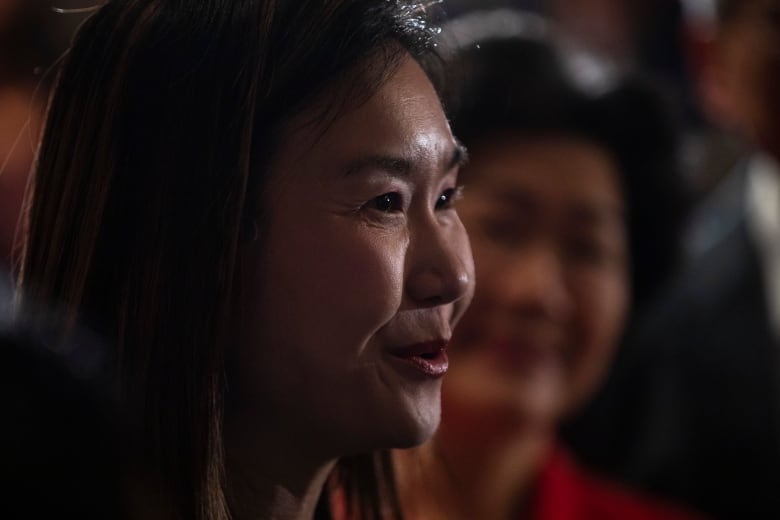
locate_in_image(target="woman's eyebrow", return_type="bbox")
[343,142,468,178]
[344,155,413,177]
[568,203,625,228]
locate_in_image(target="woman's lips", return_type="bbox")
[389,340,449,378]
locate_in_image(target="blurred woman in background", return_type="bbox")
[392,11,699,520]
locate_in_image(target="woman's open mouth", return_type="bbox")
[389,340,449,378]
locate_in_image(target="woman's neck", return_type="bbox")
[224,415,336,520]
[226,462,334,520]
[394,421,554,520]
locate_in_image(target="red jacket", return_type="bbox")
[531,447,707,520]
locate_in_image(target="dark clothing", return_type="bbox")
[0,305,121,518]
[566,165,780,519]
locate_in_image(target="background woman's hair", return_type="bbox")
[20,1,441,518]
[440,24,685,313]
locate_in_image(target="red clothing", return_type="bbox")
[530,447,706,520]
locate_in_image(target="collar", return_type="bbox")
[746,153,780,338]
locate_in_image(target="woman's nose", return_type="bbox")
[498,244,571,322]
[405,217,474,308]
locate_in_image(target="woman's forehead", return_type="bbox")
[270,56,453,178]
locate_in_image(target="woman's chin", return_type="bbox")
[377,398,443,452]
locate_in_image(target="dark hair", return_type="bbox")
[20,1,440,518]
[716,0,750,22]
[440,16,684,311]
[324,451,402,520]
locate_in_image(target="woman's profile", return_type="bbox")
[18,1,474,518]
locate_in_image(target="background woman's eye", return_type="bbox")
[482,218,524,248]
[435,186,463,210]
[366,192,403,213]
[564,236,614,267]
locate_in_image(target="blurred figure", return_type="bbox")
[547,0,648,65]
[391,11,699,520]
[0,305,122,518]
[574,1,780,518]
[686,0,780,161]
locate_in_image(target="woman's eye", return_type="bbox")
[365,192,403,213]
[482,219,523,247]
[435,186,463,210]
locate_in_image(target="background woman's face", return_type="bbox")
[709,0,780,157]
[234,55,474,456]
[440,135,628,437]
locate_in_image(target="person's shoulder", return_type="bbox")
[578,470,706,520]
[683,159,750,263]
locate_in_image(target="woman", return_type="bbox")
[392,11,700,520]
[18,1,473,518]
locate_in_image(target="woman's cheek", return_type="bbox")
[330,226,408,330]
[567,271,628,407]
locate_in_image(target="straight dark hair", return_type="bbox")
[20,1,440,518]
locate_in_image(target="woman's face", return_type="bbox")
[440,135,628,437]
[234,55,474,455]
